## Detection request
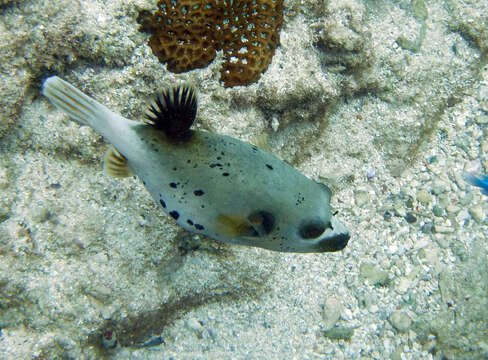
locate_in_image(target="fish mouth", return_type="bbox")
[316,216,350,252]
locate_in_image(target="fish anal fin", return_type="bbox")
[104,146,132,178]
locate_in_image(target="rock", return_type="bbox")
[420,221,434,234]
[475,114,488,124]
[432,205,444,217]
[446,205,461,215]
[0,166,9,189]
[354,190,369,207]
[469,205,484,223]
[434,224,454,234]
[0,206,9,223]
[322,326,354,340]
[388,311,412,332]
[186,317,204,339]
[359,263,389,286]
[396,277,412,293]
[31,206,51,223]
[458,191,473,206]
[187,317,203,331]
[82,284,112,304]
[477,86,488,111]
[416,189,432,204]
[321,297,343,330]
[404,212,417,224]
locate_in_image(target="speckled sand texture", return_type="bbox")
[0,0,487,359]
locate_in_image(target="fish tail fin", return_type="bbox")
[464,172,488,195]
[42,76,113,128]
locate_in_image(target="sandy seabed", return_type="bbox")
[0,0,487,359]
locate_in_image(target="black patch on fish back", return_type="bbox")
[146,85,197,142]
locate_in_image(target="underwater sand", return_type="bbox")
[0,0,487,358]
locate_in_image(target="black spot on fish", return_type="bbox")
[222,172,229,177]
[209,163,222,168]
[172,167,177,171]
[160,199,166,208]
[201,204,205,208]
[187,219,194,225]
[142,180,146,185]
[195,224,205,230]
[217,156,222,160]
[266,164,273,170]
[252,146,258,152]
[187,159,191,163]
[169,211,179,220]
[170,182,178,188]
[193,189,204,196]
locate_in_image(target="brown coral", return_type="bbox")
[139,0,283,87]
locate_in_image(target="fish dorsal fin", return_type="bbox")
[145,85,197,142]
[104,146,132,178]
[215,214,258,238]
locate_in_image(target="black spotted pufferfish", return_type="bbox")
[42,76,350,253]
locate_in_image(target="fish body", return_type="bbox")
[42,76,350,253]
[464,172,488,196]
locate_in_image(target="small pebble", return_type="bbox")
[0,167,9,189]
[404,212,417,224]
[432,205,444,217]
[434,225,454,234]
[366,169,376,180]
[83,284,112,304]
[416,189,432,204]
[396,277,412,293]
[0,208,10,223]
[405,195,414,209]
[187,317,204,339]
[390,160,406,178]
[431,180,446,195]
[187,317,203,331]
[354,190,369,207]
[321,297,343,330]
[31,206,51,223]
[420,221,434,234]
[469,204,484,223]
[322,326,354,340]
[446,205,461,215]
[427,155,437,164]
[475,114,488,124]
[359,263,389,286]
[388,311,412,333]
[458,191,473,206]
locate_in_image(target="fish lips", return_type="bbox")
[316,216,350,252]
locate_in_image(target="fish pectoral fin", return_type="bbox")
[215,214,258,238]
[103,146,132,178]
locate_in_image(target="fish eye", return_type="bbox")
[299,220,331,239]
[247,210,275,236]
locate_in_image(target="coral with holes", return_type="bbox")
[139,0,283,87]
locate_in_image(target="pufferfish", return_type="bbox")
[42,76,350,253]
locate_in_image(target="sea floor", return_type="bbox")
[0,0,487,359]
